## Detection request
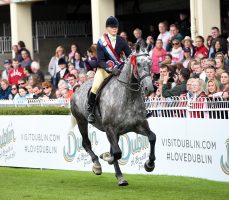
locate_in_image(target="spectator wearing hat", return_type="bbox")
[182,36,196,57]
[182,47,192,68]
[2,59,12,80]
[55,58,70,88]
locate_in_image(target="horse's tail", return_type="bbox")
[70,114,78,130]
[70,99,78,131]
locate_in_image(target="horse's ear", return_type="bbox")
[136,43,140,53]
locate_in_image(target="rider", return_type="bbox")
[87,16,131,123]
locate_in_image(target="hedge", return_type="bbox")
[0,107,70,115]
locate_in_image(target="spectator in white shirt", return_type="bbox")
[157,21,170,50]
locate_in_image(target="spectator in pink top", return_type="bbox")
[151,39,166,76]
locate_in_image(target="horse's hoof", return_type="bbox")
[99,152,111,161]
[118,177,128,186]
[108,156,114,165]
[92,162,102,175]
[144,160,155,172]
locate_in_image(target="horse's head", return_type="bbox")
[131,44,154,96]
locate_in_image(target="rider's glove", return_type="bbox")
[104,68,113,74]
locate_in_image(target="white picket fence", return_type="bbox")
[145,96,229,119]
[0,97,228,119]
[0,98,70,108]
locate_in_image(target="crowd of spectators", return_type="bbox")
[0,15,229,107]
[129,22,229,103]
[0,41,98,103]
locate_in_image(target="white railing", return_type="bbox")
[0,36,11,54]
[145,96,229,119]
[0,36,38,54]
[0,20,91,54]
[0,97,228,119]
[35,20,92,38]
[0,98,70,108]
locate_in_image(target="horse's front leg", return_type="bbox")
[104,126,122,165]
[138,121,156,172]
[144,129,156,172]
[114,160,128,186]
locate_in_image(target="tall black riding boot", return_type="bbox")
[87,92,96,123]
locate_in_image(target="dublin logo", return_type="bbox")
[63,130,98,162]
[220,138,229,175]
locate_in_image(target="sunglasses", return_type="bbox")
[172,43,179,45]
[18,82,25,85]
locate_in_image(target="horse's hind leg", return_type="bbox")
[77,118,102,175]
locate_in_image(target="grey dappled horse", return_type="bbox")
[70,46,156,186]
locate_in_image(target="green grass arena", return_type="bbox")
[0,167,228,200]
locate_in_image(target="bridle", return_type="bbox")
[117,53,151,92]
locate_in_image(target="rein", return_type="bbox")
[117,53,151,92]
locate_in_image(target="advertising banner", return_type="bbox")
[0,116,228,182]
